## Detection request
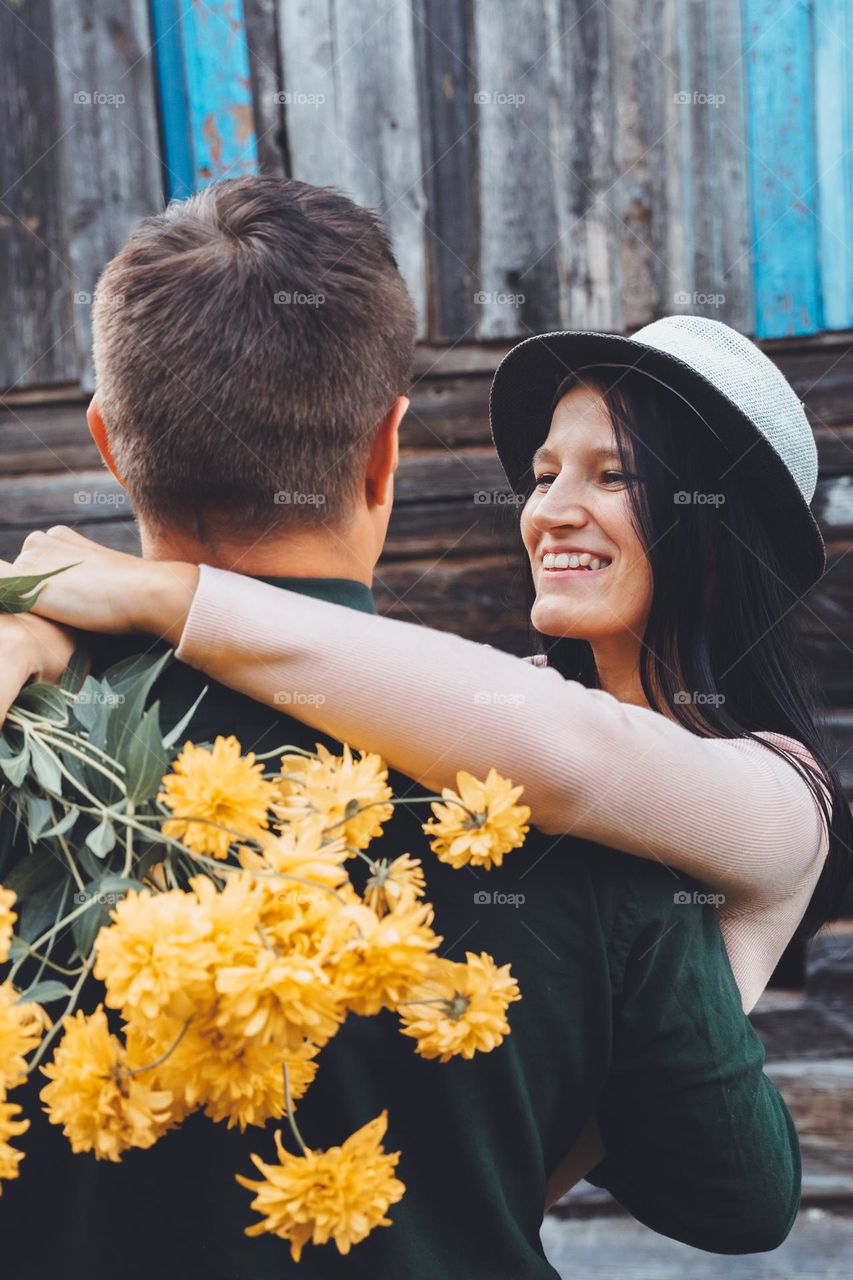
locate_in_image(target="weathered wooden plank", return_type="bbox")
[0,470,130,527]
[411,0,479,342]
[472,0,566,337]
[806,921,853,1000]
[814,0,853,331]
[743,0,821,336]
[278,0,427,333]
[402,376,493,451]
[0,0,77,388]
[373,555,528,649]
[543,1209,853,1275]
[0,401,97,474]
[750,989,853,1061]
[607,0,680,331]
[6,339,853,473]
[50,0,164,389]
[243,0,287,176]
[150,0,258,197]
[412,343,512,377]
[811,474,853,538]
[672,0,755,333]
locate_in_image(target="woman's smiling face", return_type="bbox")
[520,381,654,642]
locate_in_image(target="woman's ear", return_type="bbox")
[366,395,407,508]
[86,396,126,487]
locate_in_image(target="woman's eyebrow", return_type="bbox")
[531,442,619,466]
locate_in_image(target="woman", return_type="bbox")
[7,317,849,1196]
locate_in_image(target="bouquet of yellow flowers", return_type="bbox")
[0,569,530,1262]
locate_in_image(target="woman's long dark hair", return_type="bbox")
[517,366,853,940]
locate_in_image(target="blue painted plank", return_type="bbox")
[150,0,194,198]
[150,0,258,198]
[743,0,822,337]
[814,0,853,330]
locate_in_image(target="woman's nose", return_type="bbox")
[528,483,589,533]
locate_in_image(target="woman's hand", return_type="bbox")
[0,597,78,726]
[9,527,199,644]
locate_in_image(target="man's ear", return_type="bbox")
[365,395,408,508]
[86,396,126,487]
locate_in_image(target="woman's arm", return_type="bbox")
[11,531,828,916]
[173,565,828,906]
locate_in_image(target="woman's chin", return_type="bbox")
[531,599,603,639]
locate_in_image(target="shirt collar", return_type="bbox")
[248,575,378,615]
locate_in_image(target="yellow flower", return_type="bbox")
[236,1110,405,1261]
[398,951,521,1062]
[127,1017,319,1132]
[334,897,441,1017]
[276,743,394,851]
[189,871,265,963]
[238,814,350,890]
[215,947,344,1054]
[40,1007,174,1160]
[0,984,44,1090]
[363,854,426,917]
[0,1096,28,1190]
[422,768,530,868]
[0,886,16,965]
[160,736,279,859]
[94,890,218,1022]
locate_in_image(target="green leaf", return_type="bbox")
[4,849,70,945]
[104,650,172,766]
[0,564,80,614]
[70,676,102,731]
[16,979,71,1005]
[23,792,53,841]
[28,738,63,796]
[85,816,117,859]
[101,649,173,700]
[124,703,169,803]
[162,685,209,750]
[0,744,30,788]
[70,875,144,958]
[40,807,79,840]
[15,681,70,726]
[60,643,90,693]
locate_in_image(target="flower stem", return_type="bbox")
[283,1062,310,1154]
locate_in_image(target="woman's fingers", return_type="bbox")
[10,529,141,632]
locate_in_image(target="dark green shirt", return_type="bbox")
[1,576,800,1278]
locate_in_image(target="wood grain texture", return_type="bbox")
[51,0,164,389]
[0,0,77,388]
[412,0,480,341]
[472,0,563,337]
[814,0,853,331]
[151,0,258,197]
[278,0,427,332]
[672,0,755,333]
[243,0,287,176]
[743,0,821,336]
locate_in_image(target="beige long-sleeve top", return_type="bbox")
[175,565,831,1012]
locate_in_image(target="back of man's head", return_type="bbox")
[92,175,417,539]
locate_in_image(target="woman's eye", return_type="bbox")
[601,470,628,485]
[534,473,557,488]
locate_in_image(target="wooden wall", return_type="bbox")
[6,0,853,399]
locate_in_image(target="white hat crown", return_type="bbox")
[633,315,818,504]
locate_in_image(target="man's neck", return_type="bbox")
[139,522,376,587]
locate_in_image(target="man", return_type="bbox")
[0,176,799,1278]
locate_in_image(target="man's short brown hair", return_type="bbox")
[92,175,417,536]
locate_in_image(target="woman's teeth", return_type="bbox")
[542,552,610,571]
